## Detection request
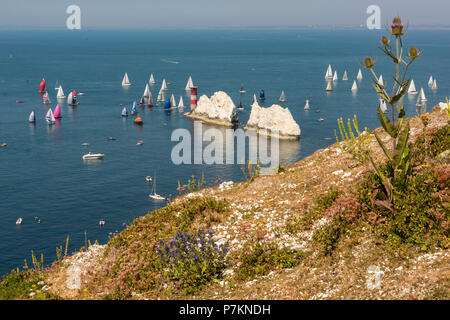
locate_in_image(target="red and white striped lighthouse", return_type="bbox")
[190,86,198,111]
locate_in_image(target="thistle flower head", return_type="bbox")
[408,46,419,58]
[391,16,404,36]
[364,56,375,69]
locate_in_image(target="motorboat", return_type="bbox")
[82,152,104,160]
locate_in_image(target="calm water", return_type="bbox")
[0,29,449,275]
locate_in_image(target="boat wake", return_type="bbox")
[160,58,180,65]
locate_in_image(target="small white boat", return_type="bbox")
[428,75,433,87]
[185,76,194,91]
[178,96,184,108]
[82,152,104,160]
[145,176,152,182]
[57,85,66,99]
[326,82,333,92]
[357,69,363,80]
[431,79,437,90]
[317,118,325,122]
[304,99,310,110]
[279,90,286,102]
[99,220,105,227]
[149,73,156,85]
[161,78,168,91]
[136,140,143,146]
[342,70,348,81]
[240,83,246,94]
[332,71,338,81]
[408,79,418,94]
[16,218,22,225]
[351,80,358,92]
[378,74,384,87]
[419,88,427,101]
[149,174,165,200]
[325,64,333,79]
[122,72,131,87]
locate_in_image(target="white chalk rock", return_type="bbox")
[246,101,301,139]
[191,91,238,124]
[438,102,449,110]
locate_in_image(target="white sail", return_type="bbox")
[351,80,358,91]
[57,85,65,98]
[428,76,433,87]
[149,73,155,84]
[122,72,131,86]
[357,69,363,80]
[419,88,427,101]
[304,99,310,110]
[185,76,193,91]
[46,108,55,122]
[378,74,384,87]
[67,92,73,104]
[342,70,348,81]
[143,84,150,97]
[432,79,437,90]
[380,98,387,113]
[333,71,338,81]
[325,64,333,79]
[279,90,286,102]
[170,94,176,107]
[178,96,184,108]
[408,79,418,94]
[326,82,332,91]
[161,78,167,91]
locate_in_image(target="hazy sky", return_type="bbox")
[1,0,449,29]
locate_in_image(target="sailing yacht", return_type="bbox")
[342,71,348,81]
[279,90,286,102]
[326,82,333,92]
[431,79,437,90]
[45,108,55,125]
[357,69,363,80]
[29,110,36,123]
[428,76,433,87]
[408,79,418,94]
[419,88,427,101]
[161,78,168,91]
[237,101,243,110]
[240,84,246,94]
[39,78,46,93]
[185,76,194,91]
[121,107,128,117]
[149,73,156,85]
[351,81,358,92]
[54,104,62,119]
[178,96,184,108]
[378,75,384,87]
[304,99,310,110]
[332,71,338,82]
[42,91,51,104]
[57,85,65,99]
[54,80,59,90]
[259,89,265,101]
[67,91,78,105]
[325,64,333,79]
[122,72,131,87]
[170,94,177,108]
[149,174,165,200]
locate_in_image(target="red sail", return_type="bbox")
[72,90,76,97]
[39,79,46,92]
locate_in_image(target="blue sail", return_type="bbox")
[132,101,137,112]
[164,98,171,109]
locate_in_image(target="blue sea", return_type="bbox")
[0,28,449,275]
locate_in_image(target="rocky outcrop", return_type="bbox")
[245,101,301,139]
[185,91,238,127]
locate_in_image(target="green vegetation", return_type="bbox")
[234,241,304,281]
[90,196,230,298]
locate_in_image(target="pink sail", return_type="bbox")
[54,104,62,118]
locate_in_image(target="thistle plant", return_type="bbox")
[335,115,372,164]
[363,16,421,208]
